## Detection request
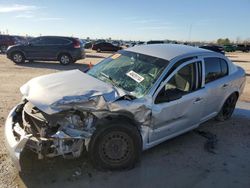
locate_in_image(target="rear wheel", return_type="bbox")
[11,52,25,64]
[216,93,238,121]
[88,123,142,170]
[97,48,101,52]
[59,54,72,65]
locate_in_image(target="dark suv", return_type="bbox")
[6,36,85,65]
[199,45,225,55]
[0,35,21,53]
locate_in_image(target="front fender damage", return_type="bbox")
[7,94,151,171]
[51,94,152,126]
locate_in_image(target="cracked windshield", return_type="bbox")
[88,51,168,98]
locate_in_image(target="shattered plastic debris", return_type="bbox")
[72,167,82,177]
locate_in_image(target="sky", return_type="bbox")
[0,0,249,41]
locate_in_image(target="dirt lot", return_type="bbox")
[0,51,250,188]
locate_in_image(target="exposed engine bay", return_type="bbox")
[13,100,96,159]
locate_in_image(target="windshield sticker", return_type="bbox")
[126,70,144,83]
[111,53,121,59]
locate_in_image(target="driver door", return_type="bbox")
[150,60,206,142]
[24,37,46,59]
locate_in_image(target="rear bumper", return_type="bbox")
[4,105,31,171]
[72,48,85,60]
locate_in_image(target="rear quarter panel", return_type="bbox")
[219,65,246,110]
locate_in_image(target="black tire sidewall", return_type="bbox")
[216,93,238,121]
[88,123,142,170]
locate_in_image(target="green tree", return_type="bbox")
[217,38,231,45]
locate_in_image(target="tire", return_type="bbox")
[88,123,142,170]
[59,54,73,65]
[97,48,101,52]
[11,51,25,64]
[215,93,238,121]
[0,45,8,53]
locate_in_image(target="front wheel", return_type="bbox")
[11,52,25,64]
[216,93,238,121]
[88,123,142,170]
[59,54,72,65]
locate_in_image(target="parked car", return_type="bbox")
[6,36,85,65]
[137,41,145,45]
[236,44,250,52]
[147,40,164,44]
[223,45,236,52]
[5,44,245,171]
[84,41,93,49]
[92,42,122,52]
[0,35,20,53]
[199,45,225,54]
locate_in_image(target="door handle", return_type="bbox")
[193,97,203,104]
[222,83,229,88]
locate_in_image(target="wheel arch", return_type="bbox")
[218,90,239,114]
[86,113,143,151]
[10,50,26,59]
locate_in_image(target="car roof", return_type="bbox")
[38,36,77,40]
[124,44,212,61]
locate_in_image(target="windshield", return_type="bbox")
[88,51,168,98]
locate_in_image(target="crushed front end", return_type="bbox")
[4,100,95,171]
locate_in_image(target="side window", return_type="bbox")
[30,37,43,45]
[46,38,71,45]
[204,57,228,83]
[155,63,197,104]
[220,59,228,77]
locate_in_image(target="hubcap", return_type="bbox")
[99,131,132,164]
[61,55,70,64]
[13,53,22,63]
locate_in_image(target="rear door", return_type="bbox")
[200,57,230,121]
[42,37,71,59]
[150,59,206,142]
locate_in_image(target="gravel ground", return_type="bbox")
[0,51,249,188]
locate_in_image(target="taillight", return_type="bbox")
[73,39,81,48]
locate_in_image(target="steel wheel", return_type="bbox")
[99,131,133,165]
[88,123,142,170]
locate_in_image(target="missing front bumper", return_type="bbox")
[4,105,31,171]
[4,105,92,171]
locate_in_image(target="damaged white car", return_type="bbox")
[5,44,246,170]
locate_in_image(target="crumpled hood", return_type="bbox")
[20,70,126,114]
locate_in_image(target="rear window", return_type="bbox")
[204,57,228,83]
